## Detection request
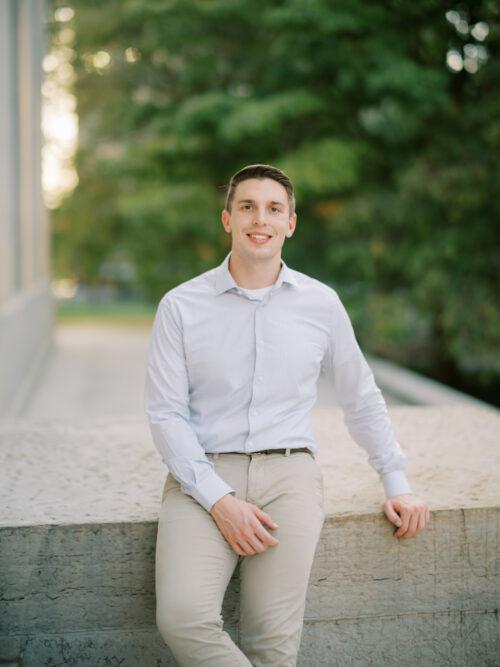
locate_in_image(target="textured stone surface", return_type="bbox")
[0,630,178,666]
[298,610,500,666]
[314,403,500,516]
[1,404,499,665]
[2,509,498,630]
[1,610,499,667]
[0,416,161,528]
[0,404,499,528]
[307,508,500,619]
[1,507,499,665]
[0,522,238,636]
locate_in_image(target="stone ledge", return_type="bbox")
[2,508,499,633]
[1,404,499,528]
[366,354,493,408]
[1,506,499,665]
[1,405,499,665]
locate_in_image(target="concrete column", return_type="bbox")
[0,0,53,417]
[0,0,21,302]
[18,0,43,288]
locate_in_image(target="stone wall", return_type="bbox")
[1,405,498,665]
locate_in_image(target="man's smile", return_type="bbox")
[246,232,273,245]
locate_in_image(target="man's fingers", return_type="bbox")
[254,507,279,529]
[225,532,247,556]
[231,541,247,556]
[234,522,279,556]
[241,520,278,553]
[215,501,281,556]
[246,532,268,554]
[254,521,279,546]
[384,501,402,527]
[416,511,426,533]
[237,538,256,556]
[385,496,430,539]
[394,511,411,537]
[403,513,419,538]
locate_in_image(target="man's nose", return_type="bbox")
[253,208,267,224]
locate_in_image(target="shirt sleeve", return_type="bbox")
[321,292,413,499]
[144,295,236,512]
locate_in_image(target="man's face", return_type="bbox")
[221,178,297,263]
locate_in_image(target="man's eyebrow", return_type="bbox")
[236,198,285,207]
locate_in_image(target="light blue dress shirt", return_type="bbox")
[144,251,412,512]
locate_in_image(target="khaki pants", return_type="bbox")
[155,450,325,667]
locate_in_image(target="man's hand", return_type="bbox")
[383,493,430,539]
[210,493,279,556]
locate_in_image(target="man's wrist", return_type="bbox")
[382,470,413,499]
[190,472,236,512]
[210,491,236,515]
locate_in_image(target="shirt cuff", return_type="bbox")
[381,470,413,499]
[189,470,236,513]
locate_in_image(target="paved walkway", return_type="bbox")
[22,322,402,420]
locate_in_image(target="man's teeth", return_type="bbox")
[248,234,270,239]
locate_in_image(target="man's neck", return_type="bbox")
[228,251,282,289]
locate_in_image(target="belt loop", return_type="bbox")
[213,452,219,460]
[285,447,290,457]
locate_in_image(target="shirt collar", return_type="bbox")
[214,251,298,295]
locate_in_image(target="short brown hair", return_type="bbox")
[224,164,296,217]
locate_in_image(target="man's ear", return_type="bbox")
[221,209,231,234]
[286,213,297,238]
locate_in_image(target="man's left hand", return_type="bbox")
[383,493,430,539]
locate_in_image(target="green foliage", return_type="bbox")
[50,0,500,400]
[117,180,222,299]
[281,138,363,199]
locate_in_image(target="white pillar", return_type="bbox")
[18,0,46,288]
[0,0,52,417]
[0,0,21,303]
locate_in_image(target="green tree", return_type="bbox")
[50,0,500,402]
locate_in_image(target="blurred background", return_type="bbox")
[1,0,499,418]
[2,6,499,664]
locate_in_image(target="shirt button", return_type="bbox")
[252,408,258,415]
[258,376,263,382]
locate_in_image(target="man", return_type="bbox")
[144,164,430,666]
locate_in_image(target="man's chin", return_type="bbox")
[242,247,278,261]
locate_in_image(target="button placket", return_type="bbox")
[248,305,262,436]
[245,303,258,451]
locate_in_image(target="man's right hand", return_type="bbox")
[210,493,279,556]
